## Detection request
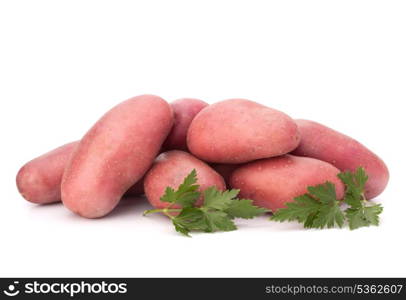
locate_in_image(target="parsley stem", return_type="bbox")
[143,208,182,218]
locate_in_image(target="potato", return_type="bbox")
[292,119,389,199]
[16,141,146,204]
[16,141,78,204]
[162,98,208,151]
[230,155,345,211]
[144,150,226,209]
[187,99,300,163]
[61,95,173,218]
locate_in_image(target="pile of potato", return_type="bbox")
[16,95,389,218]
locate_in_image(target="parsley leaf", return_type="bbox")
[160,169,200,208]
[311,200,345,229]
[172,208,206,236]
[203,187,238,210]
[270,194,321,223]
[339,167,383,230]
[345,207,369,229]
[363,204,383,225]
[271,182,344,229]
[307,182,337,205]
[203,210,237,232]
[270,167,383,230]
[338,167,368,208]
[226,199,269,219]
[144,170,267,236]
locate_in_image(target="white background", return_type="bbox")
[1,0,405,277]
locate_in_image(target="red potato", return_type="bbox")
[16,141,78,204]
[230,155,345,212]
[187,99,300,163]
[291,119,389,199]
[162,98,208,151]
[144,150,226,209]
[61,95,173,218]
[16,141,145,205]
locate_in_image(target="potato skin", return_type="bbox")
[61,95,173,218]
[187,99,300,163]
[162,98,208,151]
[292,119,389,199]
[144,150,226,209]
[230,155,345,212]
[16,141,78,204]
[16,141,146,204]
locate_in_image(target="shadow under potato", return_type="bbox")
[28,195,153,220]
[98,195,151,220]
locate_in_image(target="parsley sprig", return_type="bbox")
[338,167,383,229]
[271,167,383,230]
[143,169,268,236]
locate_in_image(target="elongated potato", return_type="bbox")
[16,141,78,204]
[162,98,208,151]
[144,150,226,209]
[61,95,173,218]
[187,99,300,163]
[16,141,146,204]
[292,119,389,199]
[230,155,345,211]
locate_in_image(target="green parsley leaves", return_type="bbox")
[271,167,383,230]
[143,169,268,236]
[144,167,383,235]
[159,169,200,208]
[271,182,345,229]
[338,167,383,229]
